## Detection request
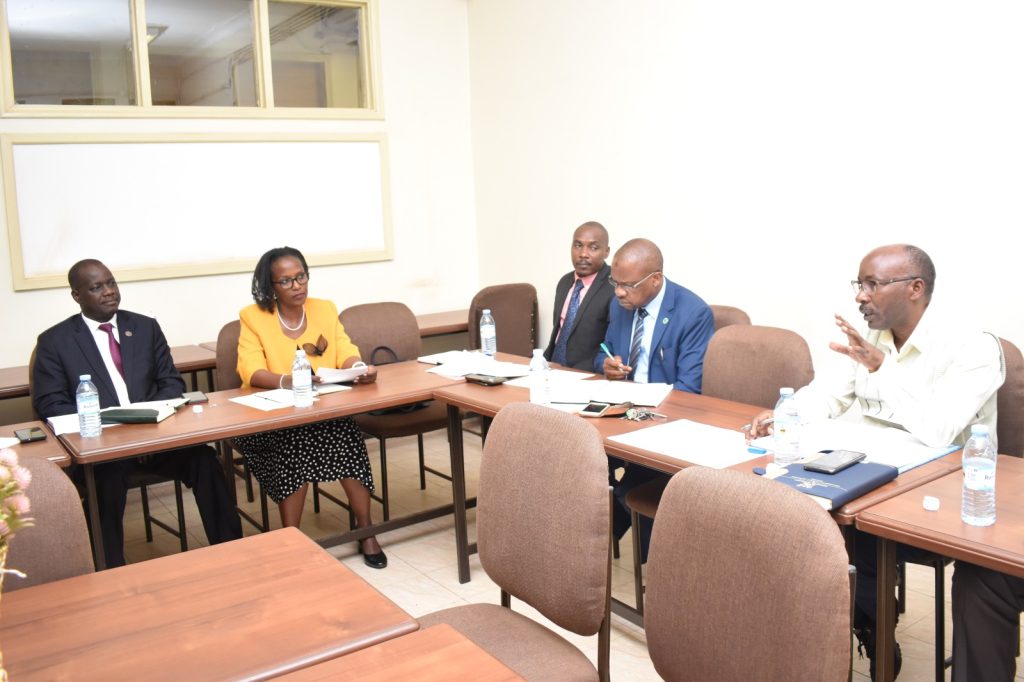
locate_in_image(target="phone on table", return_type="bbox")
[14,426,46,443]
[465,374,507,386]
[182,391,209,404]
[578,401,632,418]
[804,449,866,475]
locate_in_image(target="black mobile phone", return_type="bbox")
[465,374,507,386]
[14,427,46,443]
[804,449,866,475]
[182,391,209,404]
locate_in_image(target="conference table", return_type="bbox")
[275,623,523,681]
[0,420,70,467]
[856,454,1024,682]
[57,360,463,569]
[0,528,418,681]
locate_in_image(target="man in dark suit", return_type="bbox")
[543,221,613,370]
[32,259,242,567]
[597,238,715,561]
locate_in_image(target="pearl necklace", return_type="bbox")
[277,307,306,332]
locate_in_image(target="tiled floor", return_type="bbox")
[125,427,1023,681]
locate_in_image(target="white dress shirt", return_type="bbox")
[633,282,667,384]
[82,314,130,406]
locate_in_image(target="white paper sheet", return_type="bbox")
[750,420,957,473]
[425,356,531,379]
[504,370,594,388]
[549,380,673,407]
[0,437,20,449]
[45,399,185,435]
[315,366,367,383]
[607,419,756,469]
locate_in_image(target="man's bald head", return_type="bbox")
[614,238,664,272]
[68,259,106,289]
[610,239,665,310]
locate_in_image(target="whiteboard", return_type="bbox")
[2,134,393,290]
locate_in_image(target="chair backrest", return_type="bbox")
[339,302,422,364]
[215,320,243,390]
[477,402,609,636]
[6,458,94,591]
[645,467,850,680]
[702,324,814,409]
[997,337,1024,457]
[709,304,751,330]
[467,283,539,357]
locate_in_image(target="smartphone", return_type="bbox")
[804,449,866,475]
[182,391,209,404]
[465,374,507,386]
[578,401,632,418]
[14,426,46,443]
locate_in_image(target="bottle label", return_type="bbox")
[964,464,995,490]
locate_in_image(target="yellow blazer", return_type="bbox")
[237,298,361,388]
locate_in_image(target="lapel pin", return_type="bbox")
[124,330,133,337]
[662,317,669,325]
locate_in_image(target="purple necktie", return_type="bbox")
[98,322,125,379]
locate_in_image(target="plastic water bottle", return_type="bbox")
[529,349,552,406]
[961,424,996,526]
[292,349,313,408]
[480,309,497,357]
[773,387,801,465]
[76,374,102,437]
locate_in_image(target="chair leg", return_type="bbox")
[934,560,946,682]
[898,561,907,614]
[630,509,644,615]
[849,565,857,682]
[417,434,427,490]
[173,480,187,552]
[613,536,620,560]
[140,485,154,542]
[313,481,321,513]
[377,436,390,522]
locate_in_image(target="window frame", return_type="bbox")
[0,0,382,119]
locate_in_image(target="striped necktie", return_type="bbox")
[627,307,648,378]
[552,279,584,366]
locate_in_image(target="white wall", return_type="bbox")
[468,0,1024,374]
[0,0,478,367]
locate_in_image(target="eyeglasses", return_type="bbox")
[273,272,309,288]
[609,271,660,292]
[850,276,920,295]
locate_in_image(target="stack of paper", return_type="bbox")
[751,420,957,473]
[229,384,350,412]
[423,354,531,379]
[607,419,754,468]
[549,380,673,408]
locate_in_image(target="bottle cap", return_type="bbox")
[192,404,204,414]
[482,309,491,315]
[922,495,940,511]
[80,374,91,380]
[970,424,989,436]
[779,387,794,396]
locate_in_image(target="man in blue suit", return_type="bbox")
[32,259,242,568]
[596,238,715,560]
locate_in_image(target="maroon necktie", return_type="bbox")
[98,323,125,379]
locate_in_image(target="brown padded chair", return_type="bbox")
[996,337,1024,457]
[340,302,450,521]
[6,458,95,591]
[623,324,815,613]
[28,347,189,553]
[467,283,539,357]
[418,402,611,682]
[645,467,851,680]
[709,304,752,330]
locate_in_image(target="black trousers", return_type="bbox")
[952,561,1024,682]
[75,444,242,567]
[609,457,662,564]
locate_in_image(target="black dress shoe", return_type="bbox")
[359,540,388,569]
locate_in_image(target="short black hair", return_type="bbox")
[67,259,104,289]
[251,247,309,312]
[903,244,936,298]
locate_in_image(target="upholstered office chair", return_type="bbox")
[418,402,611,682]
[709,304,751,330]
[5,458,94,591]
[896,334,1024,680]
[467,283,539,357]
[28,347,189,552]
[623,324,815,613]
[340,302,450,521]
[645,467,851,680]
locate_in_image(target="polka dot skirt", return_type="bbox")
[234,417,375,503]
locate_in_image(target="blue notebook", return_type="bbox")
[761,462,899,511]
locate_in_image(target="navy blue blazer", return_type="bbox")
[32,310,185,419]
[594,279,714,393]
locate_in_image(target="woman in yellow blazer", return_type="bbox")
[234,246,385,568]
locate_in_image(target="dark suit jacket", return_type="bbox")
[32,311,185,419]
[595,278,714,393]
[543,264,614,371]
